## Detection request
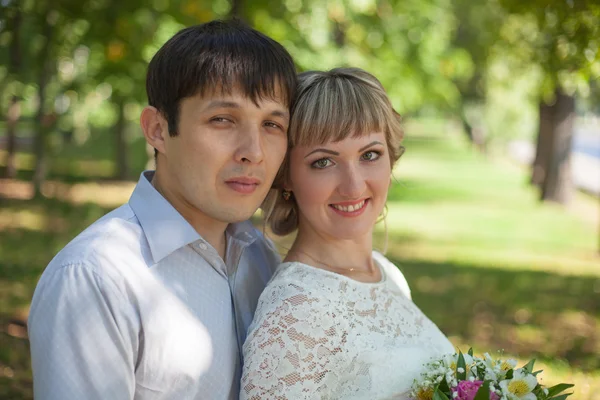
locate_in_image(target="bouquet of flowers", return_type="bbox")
[411,349,574,400]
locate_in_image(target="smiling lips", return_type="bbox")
[225,177,261,194]
[330,199,369,217]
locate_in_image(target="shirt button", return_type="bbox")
[198,243,208,251]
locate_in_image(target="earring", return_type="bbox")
[376,203,388,223]
[282,190,291,201]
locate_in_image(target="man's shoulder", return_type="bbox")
[43,203,151,280]
[241,222,281,268]
[238,222,276,252]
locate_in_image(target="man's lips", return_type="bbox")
[225,177,261,194]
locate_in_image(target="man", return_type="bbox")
[28,19,297,399]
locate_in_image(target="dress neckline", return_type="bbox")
[279,252,387,285]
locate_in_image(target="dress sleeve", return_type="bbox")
[240,278,348,400]
[373,251,412,300]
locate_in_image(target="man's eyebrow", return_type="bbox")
[359,141,384,152]
[304,149,340,159]
[203,101,289,120]
[204,101,241,111]
[270,109,290,120]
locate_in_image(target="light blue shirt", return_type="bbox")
[28,171,280,400]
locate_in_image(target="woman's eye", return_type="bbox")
[361,151,381,161]
[311,158,333,169]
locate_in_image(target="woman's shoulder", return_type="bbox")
[270,260,344,288]
[372,251,412,300]
[254,261,344,314]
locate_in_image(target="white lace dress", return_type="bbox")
[240,252,454,400]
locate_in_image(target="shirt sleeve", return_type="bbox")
[240,279,348,400]
[28,263,139,400]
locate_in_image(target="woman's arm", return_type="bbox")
[240,279,347,400]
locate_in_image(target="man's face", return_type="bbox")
[156,89,289,225]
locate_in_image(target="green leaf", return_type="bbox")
[433,388,450,400]
[548,394,573,400]
[546,383,575,397]
[521,359,536,374]
[468,348,474,357]
[457,351,467,381]
[533,369,543,376]
[473,380,491,400]
[438,379,451,394]
[505,369,514,380]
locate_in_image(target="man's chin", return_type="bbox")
[218,207,260,225]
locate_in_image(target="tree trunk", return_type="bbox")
[3,5,22,179]
[460,111,487,154]
[541,90,575,204]
[33,14,55,197]
[530,102,554,188]
[114,98,130,180]
[229,0,245,20]
[4,96,21,178]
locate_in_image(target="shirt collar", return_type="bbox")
[129,171,260,263]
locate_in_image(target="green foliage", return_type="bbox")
[497,0,600,99]
[457,351,467,380]
[473,380,491,400]
[434,388,450,400]
[546,383,575,398]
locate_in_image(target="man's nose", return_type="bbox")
[234,124,264,164]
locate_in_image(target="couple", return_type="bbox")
[28,19,453,400]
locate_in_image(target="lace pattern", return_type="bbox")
[241,253,454,400]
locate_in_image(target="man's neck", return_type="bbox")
[151,171,228,258]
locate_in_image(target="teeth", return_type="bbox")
[332,200,365,212]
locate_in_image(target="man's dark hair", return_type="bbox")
[146,19,297,137]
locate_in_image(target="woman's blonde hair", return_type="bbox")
[263,67,404,236]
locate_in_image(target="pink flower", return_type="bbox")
[452,380,500,400]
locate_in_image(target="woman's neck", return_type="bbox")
[286,228,380,282]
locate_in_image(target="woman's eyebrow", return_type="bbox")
[304,149,340,159]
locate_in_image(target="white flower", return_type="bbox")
[499,369,538,400]
[500,359,518,371]
[443,353,475,377]
[482,354,517,382]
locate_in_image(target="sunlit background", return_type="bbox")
[1,0,599,399]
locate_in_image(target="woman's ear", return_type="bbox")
[140,106,169,155]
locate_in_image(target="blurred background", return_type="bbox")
[0,0,599,398]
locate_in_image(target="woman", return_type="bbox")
[240,68,454,399]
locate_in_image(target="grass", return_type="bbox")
[1,126,599,399]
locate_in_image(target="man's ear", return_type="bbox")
[140,106,169,156]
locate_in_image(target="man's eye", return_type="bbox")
[264,121,283,130]
[361,151,381,161]
[211,117,231,123]
[311,159,333,169]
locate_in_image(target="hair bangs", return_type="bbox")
[290,73,390,148]
[192,37,296,108]
[147,20,296,135]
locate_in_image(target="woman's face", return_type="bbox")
[287,132,391,241]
